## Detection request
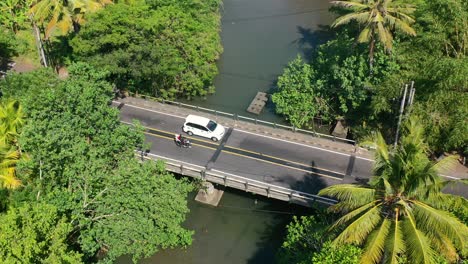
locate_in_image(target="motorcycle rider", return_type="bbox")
[175,134,191,148]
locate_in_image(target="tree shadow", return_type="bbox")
[245,196,311,264]
[293,25,334,61]
[0,35,17,75]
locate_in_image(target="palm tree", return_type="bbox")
[0,100,25,189]
[29,0,112,39]
[319,118,468,264]
[0,100,24,145]
[0,142,21,189]
[331,0,416,67]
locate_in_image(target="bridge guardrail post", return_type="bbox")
[292,126,296,133]
[180,164,184,175]
[244,181,249,191]
[267,187,271,198]
[288,191,294,203]
[223,175,227,186]
[201,169,206,180]
[273,122,276,129]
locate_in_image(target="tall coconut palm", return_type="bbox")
[331,0,416,67]
[0,99,24,145]
[0,142,21,189]
[0,100,25,189]
[29,0,112,39]
[319,117,468,264]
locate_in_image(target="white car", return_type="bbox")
[182,114,225,142]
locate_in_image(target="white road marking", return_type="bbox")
[440,174,461,180]
[120,102,464,181]
[234,128,354,157]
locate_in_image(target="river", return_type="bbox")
[188,0,334,124]
[117,187,310,264]
[120,0,333,262]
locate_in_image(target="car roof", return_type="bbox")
[185,114,211,125]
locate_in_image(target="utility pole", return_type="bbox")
[30,14,48,67]
[394,84,408,148]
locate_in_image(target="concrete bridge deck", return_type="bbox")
[114,96,468,206]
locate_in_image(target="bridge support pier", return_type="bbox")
[195,181,224,206]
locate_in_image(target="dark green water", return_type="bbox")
[188,0,333,123]
[119,0,333,262]
[118,187,310,264]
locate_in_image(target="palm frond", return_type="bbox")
[383,208,405,264]
[361,218,391,264]
[357,26,372,43]
[332,12,371,28]
[430,233,459,263]
[331,1,369,9]
[333,202,382,245]
[412,200,468,250]
[401,201,437,264]
[0,168,21,189]
[319,184,375,210]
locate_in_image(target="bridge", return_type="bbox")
[113,96,467,207]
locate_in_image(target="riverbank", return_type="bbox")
[186,0,334,125]
[117,186,311,264]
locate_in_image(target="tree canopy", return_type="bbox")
[0,63,194,262]
[319,118,468,263]
[0,202,83,263]
[71,0,222,99]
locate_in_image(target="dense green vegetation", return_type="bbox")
[272,0,467,155]
[1,0,467,263]
[71,0,222,98]
[0,63,194,262]
[279,118,468,264]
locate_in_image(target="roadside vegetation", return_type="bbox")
[274,0,468,263]
[0,64,194,263]
[272,0,467,156]
[0,0,467,263]
[278,118,468,264]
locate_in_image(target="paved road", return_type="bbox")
[116,101,467,198]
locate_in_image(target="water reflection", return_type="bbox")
[118,187,311,264]
[187,0,333,123]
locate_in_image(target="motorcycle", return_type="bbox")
[174,134,192,148]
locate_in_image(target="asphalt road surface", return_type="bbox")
[116,102,467,198]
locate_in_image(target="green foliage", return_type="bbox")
[311,242,361,264]
[29,0,112,39]
[393,0,468,154]
[319,118,468,264]
[78,159,193,263]
[271,56,329,128]
[273,35,400,132]
[71,1,222,99]
[0,99,24,189]
[277,214,361,264]
[277,215,326,263]
[2,63,194,262]
[331,0,416,64]
[0,67,59,100]
[0,0,30,33]
[0,27,18,66]
[14,63,143,188]
[0,202,83,263]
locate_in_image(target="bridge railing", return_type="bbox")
[126,92,356,145]
[139,152,338,207]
